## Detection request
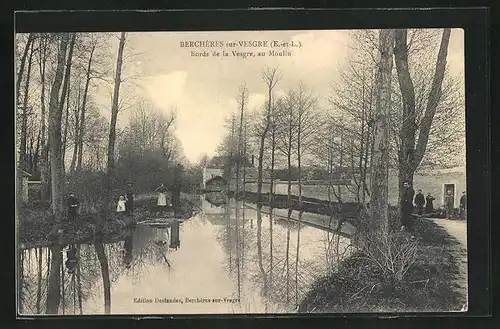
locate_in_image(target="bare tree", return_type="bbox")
[48,33,70,224]
[369,29,395,236]
[274,94,297,210]
[16,33,35,106]
[235,84,248,196]
[256,67,281,203]
[105,32,127,207]
[394,28,452,216]
[18,38,35,171]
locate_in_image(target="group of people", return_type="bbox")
[115,180,182,216]
[413,189,436,215]
[154,181,182,215]
[401,182,467,232]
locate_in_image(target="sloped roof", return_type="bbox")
[206,175,227,185]
[17,168,32,177]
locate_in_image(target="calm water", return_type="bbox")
[18,194,352,315]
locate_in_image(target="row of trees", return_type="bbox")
[215,28,460,235]
[16,32,186,221]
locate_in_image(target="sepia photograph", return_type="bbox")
[15,27,467,315]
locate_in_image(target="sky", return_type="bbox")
[96,29,465,164]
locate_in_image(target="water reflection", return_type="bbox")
[19,195,352,315]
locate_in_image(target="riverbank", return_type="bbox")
[233,191,360,219]
[18,195,197,248]
[299,217,466,312]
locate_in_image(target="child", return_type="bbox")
[117,195,126,214]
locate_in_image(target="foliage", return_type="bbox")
[299,217,464,312]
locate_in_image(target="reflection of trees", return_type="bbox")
[46,246,63,314]
[256,206,268,298]
[20,223,182,315]
[215,201,352,313]
[94,243,111,314]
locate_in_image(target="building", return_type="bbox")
[17,168,32,203]
[27,181,42,202]
[202,155,257,191]
[205,175,227,192]
[202,156,225,190]
[244,166,466,208]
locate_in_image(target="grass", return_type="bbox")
[298,217,465,313]
[18,194,197,248]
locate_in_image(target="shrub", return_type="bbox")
[358,232,419,285]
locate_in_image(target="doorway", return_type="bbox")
[443,183,456,207]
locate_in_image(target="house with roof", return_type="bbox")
[202,155,257,191]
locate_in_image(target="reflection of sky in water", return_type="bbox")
[19,199,352,315]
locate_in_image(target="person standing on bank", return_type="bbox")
[125,181,135,215]
[460,191,467,220]
[67,192,80,223]
[425,193,435,214]
[155,183,168,214]
[117,195,126,215]
[401,181,415,232]
[414,189,425,216]
[445,190,455,219]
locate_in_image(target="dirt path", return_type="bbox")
[430,218,468,311]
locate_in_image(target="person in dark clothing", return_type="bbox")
[401,181,415,231]
[425,193,435,214]
[125,181,134,215]
[460,191,467,220]
[414,189,425,216]
[65,245,78,274]
[67,193,80,223]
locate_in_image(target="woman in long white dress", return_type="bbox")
[155,183,168,212]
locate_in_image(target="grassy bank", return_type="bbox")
[18,195,197,248]
[299,217,465,313]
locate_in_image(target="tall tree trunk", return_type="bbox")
[19,42,34,171]
[235,85,246,196]
[226,116,236,193]
[77,43,96,172]
[69,84,81,173]
[49,33,70,224]
[16,33,34,106]
[60,33,76,175]
[259,68,280,204]
[39,35,50,203]
[105,32,126,209]
[394,28,451,217]
[269,122,276,205]
[287,113,293,211]
[369,29,395,236]
[62,90,70,175]
[94,243,111,314]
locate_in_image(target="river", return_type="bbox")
[17,194,353,315]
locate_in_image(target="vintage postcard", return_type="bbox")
[16,28,467,315]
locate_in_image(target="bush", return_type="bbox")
[358,232,419,285]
